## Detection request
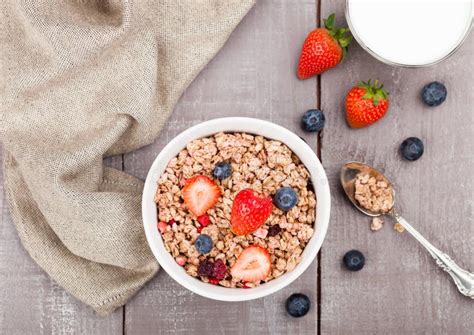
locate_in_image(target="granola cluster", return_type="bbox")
[370,217,384,231]
[354,172,393,214]
[155,132,316,288]
[354,172,404,233]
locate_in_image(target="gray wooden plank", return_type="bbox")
[0,146,123,335]
[123,0,320,334]
[320,1,474,334]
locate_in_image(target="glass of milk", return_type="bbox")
[345,0,473,67]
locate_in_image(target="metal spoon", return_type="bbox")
[340,161,474,299]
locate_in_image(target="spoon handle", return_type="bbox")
[392,212,474,299]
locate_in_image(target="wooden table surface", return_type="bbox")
[1,1,473,334]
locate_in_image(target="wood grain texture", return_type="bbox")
[122,1,320,334]
[0,146,123,335]
[319,1,474,334]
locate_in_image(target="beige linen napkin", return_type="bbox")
[0,0,254,314]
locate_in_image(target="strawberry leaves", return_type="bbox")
[324,13,353,57]
[323,13,336,30]
[359,79,389,106]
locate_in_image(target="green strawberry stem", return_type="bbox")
[359,79,390,106]
[323,13,353,58]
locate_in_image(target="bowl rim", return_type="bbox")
[142,117,330,301]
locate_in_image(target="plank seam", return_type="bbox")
[316,0,322,334]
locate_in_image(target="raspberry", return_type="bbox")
[198,259,214,277]
[267,225,281,237]
[212,259,227,280]
[197,214,211,227]
[208,278,220,285]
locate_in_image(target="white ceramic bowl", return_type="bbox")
[142,117,330,301]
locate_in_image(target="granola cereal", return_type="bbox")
[370,217,384,231]
[393,222,405,233]
[354,172,393,214]
[154,132,316,288]
[354,172,404,233]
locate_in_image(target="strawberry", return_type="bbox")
[182,175,221,217]
[230,245,272,282]
[157,221,168,234]
[208,278,220,285]
[297,13,352,79]
[175,256,186,266]
[197,214,211,227]
[231,188,273,236]
[346,80,390,128]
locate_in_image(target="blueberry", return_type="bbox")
[212,162,232,180]
[195,234,213,254]
[273,187,298,211]
[286,293,311,318]
[400,137,424,161]
[343,250,365,271]
[422,81,447,107]
[302,109,325,132]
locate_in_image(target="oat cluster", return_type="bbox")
[155,132,316,288]
[370,217,384,231]
[354,172,393,214]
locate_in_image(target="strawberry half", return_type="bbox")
[231,188,273,236]
[182,175,221,217]
[346,79,390,128]
[297,13,352,79]
[230,245,272,282]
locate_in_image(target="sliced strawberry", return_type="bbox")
[231,188,273,236]
[175,256,186,266]
[182,175,221,217]
[157,221,168,234]
[208,278,220,285]
[230,245,272,282]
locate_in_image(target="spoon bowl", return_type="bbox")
[340,161,395,217]
[339,161,474,299]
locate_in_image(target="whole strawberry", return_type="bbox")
[345,80,390,128]
[297,13,352,79]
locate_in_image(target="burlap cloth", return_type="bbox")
[0,0,255,314]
